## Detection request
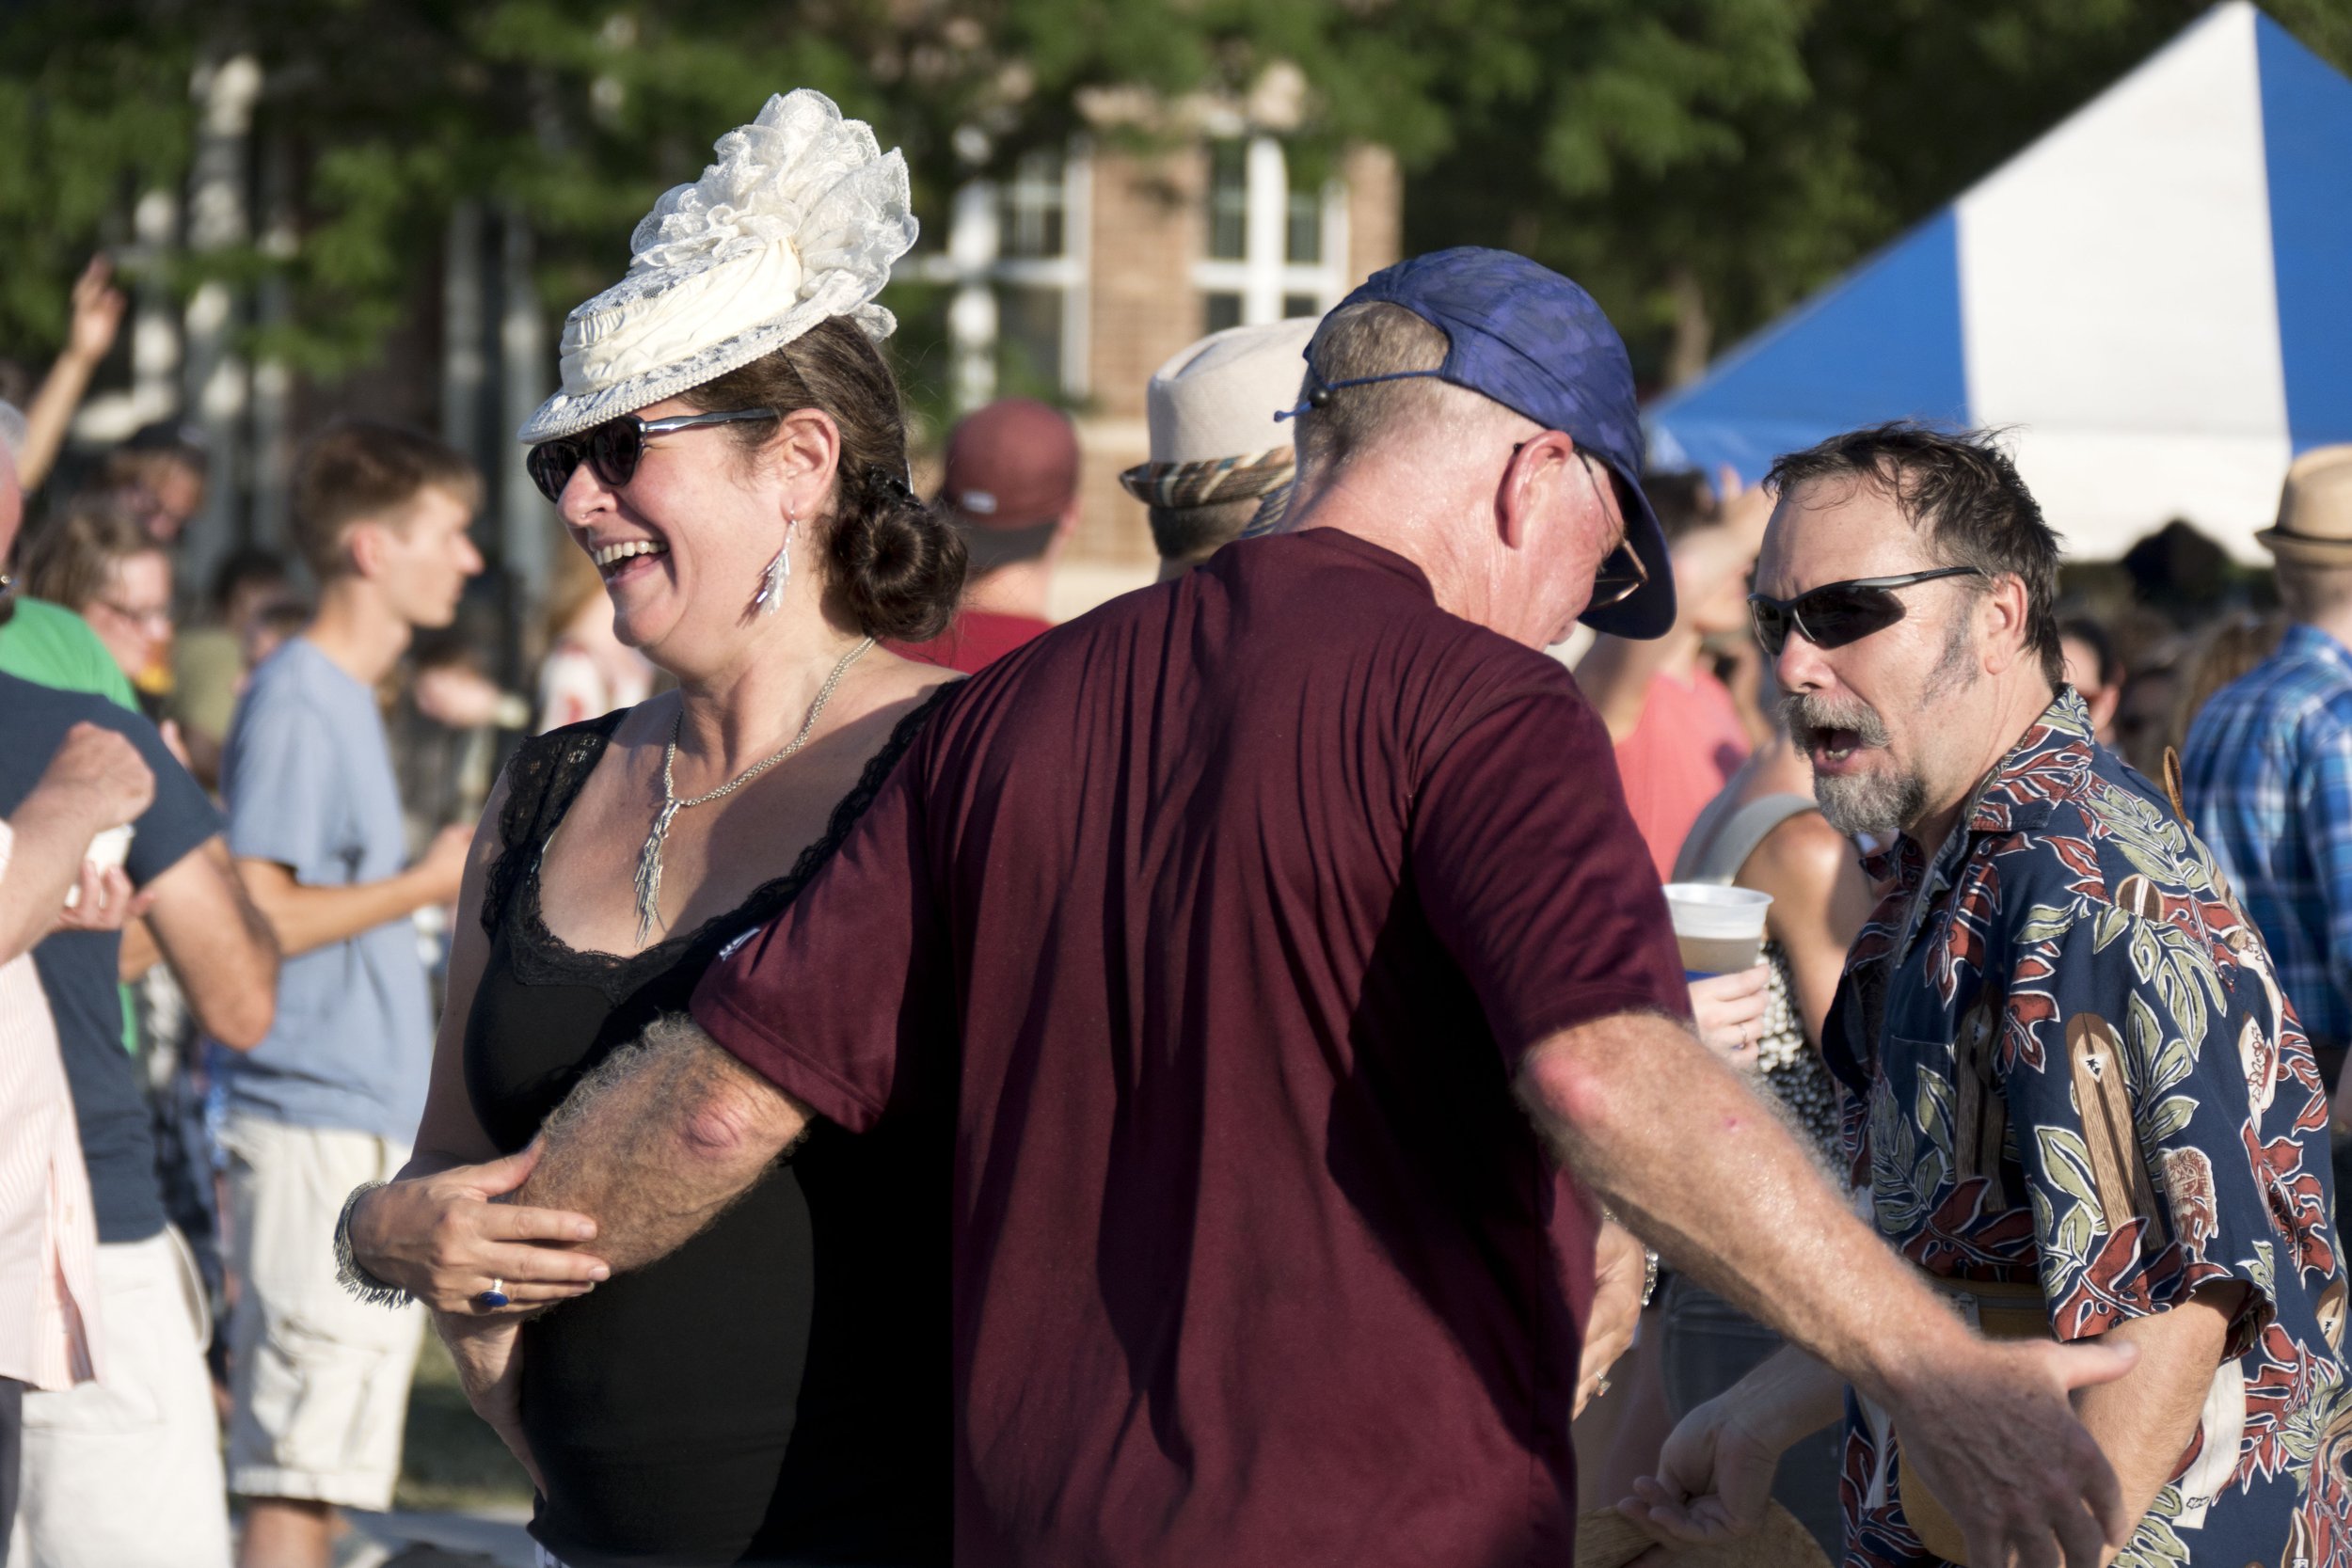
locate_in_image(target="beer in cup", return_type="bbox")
[1662,883,1772,979]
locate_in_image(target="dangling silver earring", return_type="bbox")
[755,514,793,616]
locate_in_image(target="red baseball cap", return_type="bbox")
[940,399,1080,530]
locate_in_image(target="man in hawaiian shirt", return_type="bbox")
[1629,423,2349,1568]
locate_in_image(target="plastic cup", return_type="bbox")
[1662,883,1773,979]
[63,824,135,911]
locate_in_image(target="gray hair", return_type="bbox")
[0,401,25,466]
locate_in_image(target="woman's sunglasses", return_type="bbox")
[1747,566,1985,656]
[526,407,779,503]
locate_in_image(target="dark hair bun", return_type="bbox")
[830,465,967,641]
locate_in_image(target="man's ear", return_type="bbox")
[1979,572,2033,676]
[1497,430,1573,552]
[343,520,385,581]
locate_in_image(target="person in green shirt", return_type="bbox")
[0,403,140,712]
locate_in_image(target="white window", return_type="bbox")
[914,146,1092,412]
[1191,136,1348,333]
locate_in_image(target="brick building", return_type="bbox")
[904,133,1402,610]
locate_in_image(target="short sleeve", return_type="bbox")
[56,704,227,888]
[1409,685,1690,1069]
[1999,908,2292,1355]
[223,694,350,883]
[689,752,946,1133]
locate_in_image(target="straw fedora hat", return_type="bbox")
[1576,1503,1831,1568]
[2255,444,2352,565]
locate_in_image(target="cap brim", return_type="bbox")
[1578,472,1677,640]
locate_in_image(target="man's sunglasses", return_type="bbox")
[1747,566,1985,656]
[1548,446,1647,611]
[526,407,779,503]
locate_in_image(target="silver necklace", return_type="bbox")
[632,636,874,942]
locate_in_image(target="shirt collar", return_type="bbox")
[1962,686,2096,839]
[1876,687,2094,915]
[2278,620,2352,673]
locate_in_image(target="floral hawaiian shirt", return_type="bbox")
[1824,689,2350,1568]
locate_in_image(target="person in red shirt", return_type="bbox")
[891,396,1078,673]
[427,249,2137,1568]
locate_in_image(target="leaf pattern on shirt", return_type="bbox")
[1826,689,2348,1568]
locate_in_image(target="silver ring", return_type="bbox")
[1595,1375,1613,1398]
[476,1276,510,1311]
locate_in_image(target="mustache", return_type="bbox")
[1782,691,1890,750]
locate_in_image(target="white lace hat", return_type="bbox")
[517,89,918,444]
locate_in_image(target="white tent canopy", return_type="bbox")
[1645,3,2352,562]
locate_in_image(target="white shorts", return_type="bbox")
[222,1113,424,1511]
[8,1227,232,1568]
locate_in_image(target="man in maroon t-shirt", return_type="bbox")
[484,251,2137,1568]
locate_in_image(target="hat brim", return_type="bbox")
[2257,525,2352,565]
[1578,467,1677,641]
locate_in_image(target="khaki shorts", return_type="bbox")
[222,1113,423,1511]
[8,1227,232,1568]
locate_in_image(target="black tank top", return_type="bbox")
[466,693,951,1567]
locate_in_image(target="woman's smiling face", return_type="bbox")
[555,398,812,672]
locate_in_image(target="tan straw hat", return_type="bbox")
[2255,444,2352,564]
[1575,1503,1831,1568]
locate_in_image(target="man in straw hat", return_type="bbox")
[1635,422,2346,1568]
[1119,317,1317,577]
[2185,447,2352,1120]
[470,251,2138,1566]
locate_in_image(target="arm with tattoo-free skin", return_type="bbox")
[1519,1009,2138,1568]
[507,1014,812,1274]
[1631,1283,2242,1568]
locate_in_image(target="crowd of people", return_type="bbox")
[4,84,2351,1568]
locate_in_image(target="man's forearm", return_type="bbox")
[2072,1284,2238,1534]
[0,793,99,962]
[1519,1014,1971,1411]
[237,859,436,957]
[513,1014,811,1275]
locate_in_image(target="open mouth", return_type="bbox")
[590,538,669,580]
[1813,727,1863,764]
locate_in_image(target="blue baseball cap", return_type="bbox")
[1266,247,1675,640]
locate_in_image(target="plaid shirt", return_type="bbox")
[2182,623,2352,1048]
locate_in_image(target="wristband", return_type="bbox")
[334,1180,413,1307]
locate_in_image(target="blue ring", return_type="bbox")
[476,1290,510,1310]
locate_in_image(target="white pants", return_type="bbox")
[8,1227,231,1568]
[222,1114,423,1511]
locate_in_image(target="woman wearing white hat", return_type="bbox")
[339,90,960,1565]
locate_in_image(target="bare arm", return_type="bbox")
[347,774,608,1314]
[234,821,468,959]
[1524,1011,2136,1568]
[2073,1283,2243,1551]
[18,258,125,493]
[143,835,279,1049]
[1738,812,1872,1047]
[511,1013,811,1276]
[0,788,105,963]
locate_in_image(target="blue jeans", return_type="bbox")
[1659,1275,1845,1559]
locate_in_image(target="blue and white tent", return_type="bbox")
[1645,2,2352,561]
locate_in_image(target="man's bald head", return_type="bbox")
[1290,303,1521,490]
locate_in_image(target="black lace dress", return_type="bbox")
[466,695,950,1567]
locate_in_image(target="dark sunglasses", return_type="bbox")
[526,407,780,503]
[1747,566,1986,656]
